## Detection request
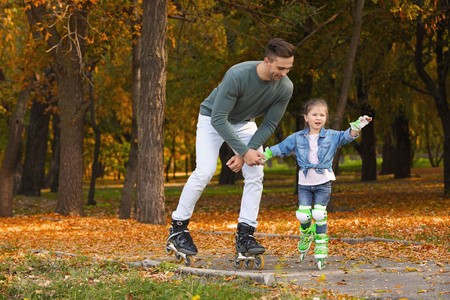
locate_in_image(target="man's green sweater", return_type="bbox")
[200,61,293,156]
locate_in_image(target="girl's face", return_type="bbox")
[304,104,327,134]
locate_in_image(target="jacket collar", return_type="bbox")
[299,127,326,137]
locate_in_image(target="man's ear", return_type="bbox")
[263,57,272,65]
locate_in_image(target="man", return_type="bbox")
[167,38,296,257]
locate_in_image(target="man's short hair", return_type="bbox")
[265,38,296,61]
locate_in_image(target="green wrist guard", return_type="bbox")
[263,147,273,160]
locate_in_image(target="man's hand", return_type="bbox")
[242,149,266,167]
[226,155,244,173]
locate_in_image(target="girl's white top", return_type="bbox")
[298,134,336,186]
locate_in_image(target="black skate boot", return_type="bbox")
[165,219,197,267]
[233,223,265,270]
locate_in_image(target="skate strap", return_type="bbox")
[167,229,189,240]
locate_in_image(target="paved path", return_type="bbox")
[137,252,449,300]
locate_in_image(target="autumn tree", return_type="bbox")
[376,0,449,190]
[120,0,141,219]
[0,82,32,217]
[19,69,55,196]
[412,1,449,191]
[0,2,42,216]
[28,1,91,216]
[135,0,167,224]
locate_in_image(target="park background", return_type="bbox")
[0,0,449,299]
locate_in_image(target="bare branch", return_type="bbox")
[401,80,432,95]
[295,3,349,48]
[216,0,297,26]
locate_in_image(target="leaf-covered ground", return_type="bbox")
[1,168,448,266]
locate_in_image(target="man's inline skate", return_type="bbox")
[314,233,329,270]
[297,224,315,261]
[165,219,198,267]
[233,223,265,270]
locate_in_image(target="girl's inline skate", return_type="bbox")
[314,233,329,270]
[298,224,315,261]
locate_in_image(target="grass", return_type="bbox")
[0,254,268,300]
[1,253,344,300]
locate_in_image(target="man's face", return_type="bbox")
[265,56,294,81]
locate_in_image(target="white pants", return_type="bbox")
[172,114,264,227]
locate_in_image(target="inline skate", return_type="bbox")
[298,224,315,261]
[233,223,265,270]
[165,219,197,267]
[314,233,329,270]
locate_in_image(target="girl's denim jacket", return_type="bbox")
[270,127,357,176]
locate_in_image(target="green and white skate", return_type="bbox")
[298,224,315,261]
[314,233,329,270]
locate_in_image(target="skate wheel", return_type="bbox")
[175,253,184,264]
[234,259,243,269]
[254,254,265,270]
[184,256,194,267]
[317,259,326,270]
[244,259,254,269]
[299,253,306,261]
[165,242,174,255]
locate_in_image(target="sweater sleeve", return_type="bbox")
[210,71,250,156]
[247,90,292,151]
[248,80,294,150]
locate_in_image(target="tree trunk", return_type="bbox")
[135,0,167,224]
[87,68,99,206]
[361,119,377,181]
[165,154,172,183]
[171,137,176,179]
[219,142,237,185]
[119,118,138,219]
[356,77,377,181]
[0,82,32,217]
[379,133,395,175]
[393,109,411,179]
[331,0,365,130]
[19,96,50,196]
[120,12,141,219]
[331,0,365,174]
[30,4,91,216]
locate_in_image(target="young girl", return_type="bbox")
[263,98,372,270]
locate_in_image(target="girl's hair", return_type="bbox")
[303,98,329,116]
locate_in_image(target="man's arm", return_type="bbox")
[210,73,251,156]
[247,96,291,151]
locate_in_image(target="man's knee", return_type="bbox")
[242,165,264,182]
[193,166,216,183]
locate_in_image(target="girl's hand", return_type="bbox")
[350,115,372,131]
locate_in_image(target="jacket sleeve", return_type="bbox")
[270,132,297,157]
